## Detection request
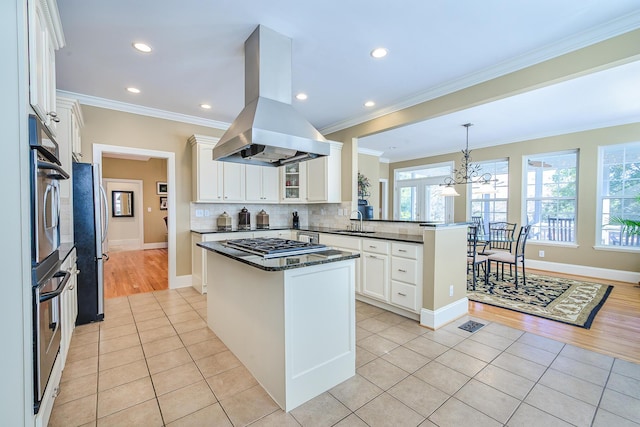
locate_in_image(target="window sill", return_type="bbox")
[528,241,579,249]
[593,245,640,253]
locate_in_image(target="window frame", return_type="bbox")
[595,141,640,251]
[467,158,509,233]
[522,150,579,245]
[394,162,454,223]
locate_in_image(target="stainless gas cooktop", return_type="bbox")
[224,237,327,258]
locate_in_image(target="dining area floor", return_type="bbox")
[48,286,640,426]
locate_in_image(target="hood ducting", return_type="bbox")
[213,25,330,167]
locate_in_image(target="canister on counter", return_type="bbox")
[217,211,232,231]
[238,207,251,230]
[256,209,269,229]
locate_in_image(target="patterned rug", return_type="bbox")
[467,272,613,329]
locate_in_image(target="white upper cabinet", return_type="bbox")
[281,162,307,203]
[190,135,245,203]
[56,97,83,198]
[246,165,279,203]
[306,141,342,203]
[28,0,65,134]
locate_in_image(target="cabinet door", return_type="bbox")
[361,252,388,301]
[245,165,262,202]
[29,0,48,123]
[222,163,245,201]
[306,157,327,202]
[261,167,280,202]
[196,145,223,202]
[281,162,307,202]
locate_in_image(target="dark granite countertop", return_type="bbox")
[197,241,360,271]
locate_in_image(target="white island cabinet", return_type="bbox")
[200,241,357,411]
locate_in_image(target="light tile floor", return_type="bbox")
[49,287,640,427]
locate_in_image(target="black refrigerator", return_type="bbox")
[73,162,107,324]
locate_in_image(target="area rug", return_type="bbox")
[467,272,613,329]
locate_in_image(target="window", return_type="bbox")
[469,159,509,234]
[394,163,454,222]
[525,151,578,242]
[598,142,640,248]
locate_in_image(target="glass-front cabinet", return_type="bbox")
[281,162,307,202]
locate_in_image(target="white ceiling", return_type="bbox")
[55,0,640,162]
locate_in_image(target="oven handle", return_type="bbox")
[37,160,70,180]
[39,271,70,303]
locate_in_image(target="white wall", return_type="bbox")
[105,179,144,252]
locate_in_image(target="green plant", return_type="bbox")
[357,172,371,200]
[609,194,640,236]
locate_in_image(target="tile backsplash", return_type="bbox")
[190,202,424,236]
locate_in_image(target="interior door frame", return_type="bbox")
[93,144,177,288]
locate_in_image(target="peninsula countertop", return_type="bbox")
[197,240,360,271]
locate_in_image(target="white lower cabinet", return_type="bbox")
[361,251,389,301]
[320,233,423,315]
[192,231,254,294]
[60,248,78,368]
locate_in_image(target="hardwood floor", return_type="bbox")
[469,268,640,364]
[104,248,168,298]
[103,249,640,364]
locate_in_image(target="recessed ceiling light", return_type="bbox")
[295,93,308,101]
[370,47,388,58]
[126,87,140,94]
[364,101,375,107]
[200,104,212,109]
[132,42,152,53]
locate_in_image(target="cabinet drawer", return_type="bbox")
[390,281,418,312]
[391,257,418,284]
[392,242,419,259]
[362,239,389,255]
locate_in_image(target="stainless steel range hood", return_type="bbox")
[213,25,330,167]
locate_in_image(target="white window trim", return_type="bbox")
[394,161,455,222]
[467,158,509,220]
[595,142,640,250]
[521,150,579,243]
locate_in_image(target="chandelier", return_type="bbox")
[441,123,495,196]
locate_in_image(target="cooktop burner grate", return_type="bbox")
[224,237,328,258]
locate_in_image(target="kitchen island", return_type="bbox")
[197,240,359,411]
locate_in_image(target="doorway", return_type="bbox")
[93,144,177,289]
[104,179,144,252]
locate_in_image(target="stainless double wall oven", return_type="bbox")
[29,115,70,413]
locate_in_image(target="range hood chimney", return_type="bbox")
[213,25,330,167]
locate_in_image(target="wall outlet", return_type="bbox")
[449,285,454,297]
[147,207,151,213]
[204,210,211,217]
[538,250,545,257]
[195,209,203,217]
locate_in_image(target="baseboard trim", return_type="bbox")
[143,242,168,250]
[108,239,141,252]
[420,297,469,330]
[172,275,192,289]
[527,259,640,284]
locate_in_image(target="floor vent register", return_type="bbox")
[458,320,485,333]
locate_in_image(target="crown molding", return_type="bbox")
[320,11,640,136]
[358,147,384,157]
[57,90,230,130]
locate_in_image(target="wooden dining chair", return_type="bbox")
[467,225,488,290]
[487,224,532,288]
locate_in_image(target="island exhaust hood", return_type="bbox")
[213,25,330,167]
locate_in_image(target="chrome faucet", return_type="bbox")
[350,210,363,232]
